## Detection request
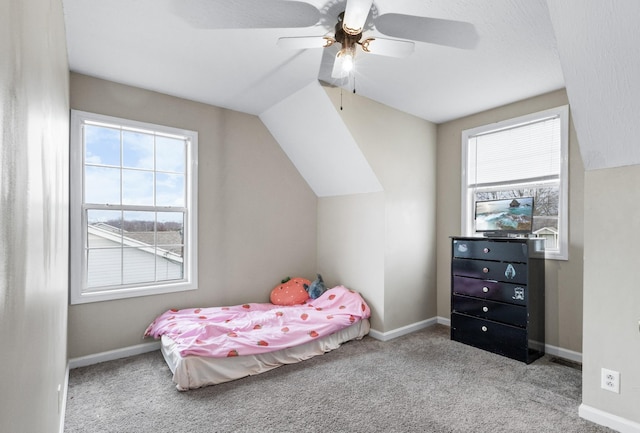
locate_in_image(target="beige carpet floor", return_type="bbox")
[64,325,614,433]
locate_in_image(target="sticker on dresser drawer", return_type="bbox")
[452,258,528,284]
[505,263,516,280]
[452,239,528,261]
[512,287,525,301]
[452,276,527,305]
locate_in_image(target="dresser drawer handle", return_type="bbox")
[481,326,488,332]
[482,286,489,293]
[482,267,489,274]
[482,306,489,312]
[483,247,490,253]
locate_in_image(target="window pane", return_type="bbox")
[85,166,121,204]
[156,136,186,173]
[123,247,157,285]
[123,211,155,235]
[475,185,560,249]
[156,250,184,282]
[87,248,122,288]
[85,125,120,166]
[157,211,184,281]
[156,173,185,207]
[122,169,154,206]
[87,210,122,248]
[123,130,154,170]
[157,212,184,244]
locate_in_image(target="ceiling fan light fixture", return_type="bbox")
[342,0,373,35]
[340,49,355,73]
[332,46,356,78]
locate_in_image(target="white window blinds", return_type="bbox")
[467,116,561,187]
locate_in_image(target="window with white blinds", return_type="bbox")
[461,105,569,260]
[468,116,561,187]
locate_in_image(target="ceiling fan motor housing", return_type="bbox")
[335,13,362,51]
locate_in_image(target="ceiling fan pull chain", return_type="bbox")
[340,86,343,111]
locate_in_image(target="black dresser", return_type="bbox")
[450,237,545,364]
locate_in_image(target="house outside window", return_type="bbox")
[70,110,198,304]
[461,105,569,260]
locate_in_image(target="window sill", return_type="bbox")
[70,281,197,305]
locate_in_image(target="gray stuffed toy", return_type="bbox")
[305,274,327,299]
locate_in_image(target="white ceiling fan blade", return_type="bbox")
[360,37,415,58]
[277,36,335,50]
[170,0,320,29]
[375,13,478,49]
[342,0,374,35]
[317,45,340,83]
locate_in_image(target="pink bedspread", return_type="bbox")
[144,285,370,358]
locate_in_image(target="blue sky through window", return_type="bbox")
[84,124,186,208]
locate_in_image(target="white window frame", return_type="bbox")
[461,105,569,260]
[70,110,198,304]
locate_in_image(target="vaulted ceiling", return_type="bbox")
[62,0,564,124]
[63,1,640,174]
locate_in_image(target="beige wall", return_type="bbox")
[68,74,318,358]
[318,86,438,333]
[318,193,386,330]
[582,166,640,424]
[0,0,70,432]
[436,89,585,353]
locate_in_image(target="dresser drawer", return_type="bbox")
[452,239,528,262]
[452,295,527,327]
[451,313,528,362]
[452,258,527,285]
[452,276,527,306]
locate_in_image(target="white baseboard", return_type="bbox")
[371,317,583,364]
[59,364,69,433]
[69,341,161,369]
[580,404,640,433]
[369,317,439,341]
[436,316,451,327]
[544,343,582,363]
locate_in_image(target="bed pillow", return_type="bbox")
[270,277,311,306]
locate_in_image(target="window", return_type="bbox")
[461,106,569,260]
[70,110,198,304]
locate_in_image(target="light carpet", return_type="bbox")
[64,325,614,433]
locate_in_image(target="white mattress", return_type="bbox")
[161,318,370,390]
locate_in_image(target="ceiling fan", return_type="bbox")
[278,7,413,79]
[275,0,478,79]
[171,0,477,79]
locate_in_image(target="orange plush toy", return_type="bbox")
[270,277,311,306]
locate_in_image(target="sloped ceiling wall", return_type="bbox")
[260,81,382,197]
[546,0,640,170]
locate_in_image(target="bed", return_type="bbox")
[144,285,371,390]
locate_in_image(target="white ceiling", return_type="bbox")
[261,81,383,196]
[547,0,640,171]
[62,0,565,124]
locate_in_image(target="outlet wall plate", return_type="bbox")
[601,368,620,393]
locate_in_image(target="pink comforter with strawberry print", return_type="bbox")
[144,285,371,358]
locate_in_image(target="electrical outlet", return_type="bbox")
[601,368,620,393]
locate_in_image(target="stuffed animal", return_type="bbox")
[305,274,327,299]
[270,277,310,305]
